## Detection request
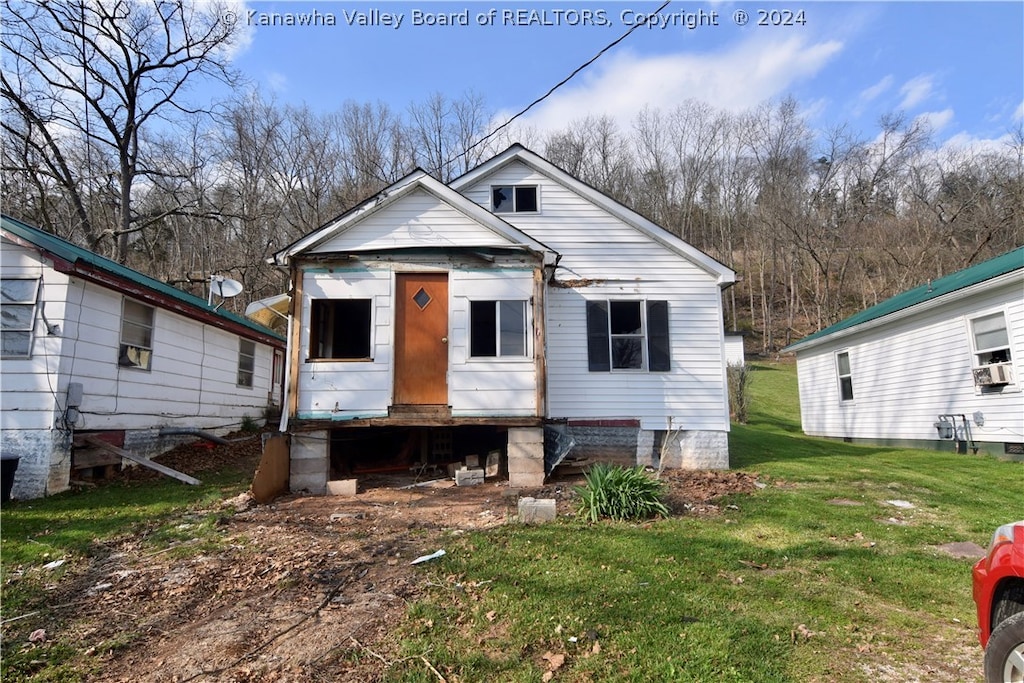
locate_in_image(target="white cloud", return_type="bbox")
[898,75,936,111]
[860,75,893,103]
[506,35,843,134]
[915,108,955,134]
[1015,100,1024,122]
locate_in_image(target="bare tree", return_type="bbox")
[1,0,241,262]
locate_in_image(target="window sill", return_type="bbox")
[306,357,374,363]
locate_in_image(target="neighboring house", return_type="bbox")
[1,215,286,499]
[268,145,736,491]
[784,246,1024,458]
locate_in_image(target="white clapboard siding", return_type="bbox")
[297,268,393,418]
[309,188,515,254]
[1,241,67,430]
[460,161,730,431]
[296,262,541,418]
[795,277,1024,444]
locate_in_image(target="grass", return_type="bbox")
[388,363,1021,682]
[2,362,1020,682]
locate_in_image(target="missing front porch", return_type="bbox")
[328,425,510,480]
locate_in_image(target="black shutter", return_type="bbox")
[586,300,610,371]
[647,301,670,371]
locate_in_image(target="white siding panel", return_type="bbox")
[796,277,1024,444]
[311,189,514,254]
[460,161,730,430]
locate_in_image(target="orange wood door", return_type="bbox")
[394,273,449,405]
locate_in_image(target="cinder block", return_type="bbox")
[518,497,557,524]
[455,468,484,486]
[508,471,545,488]
[290,458,327,476]
[290,473,327,495]
[327,479,357,496]
[507,457,545,475]
[507,443,544,464]
[508,427,544,444]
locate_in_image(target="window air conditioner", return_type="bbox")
[973,362,1013,386]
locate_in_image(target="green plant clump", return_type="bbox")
[575,463,669,522]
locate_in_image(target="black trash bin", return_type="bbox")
[1,455,20,502]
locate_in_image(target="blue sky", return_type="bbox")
[223,1,1023,149]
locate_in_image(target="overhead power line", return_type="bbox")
[450,0,673,170]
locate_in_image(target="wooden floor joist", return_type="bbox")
[82,436,201,486]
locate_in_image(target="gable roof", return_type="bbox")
[784,246,1024,353]
[272,168,558,266]
[1,214,284,345]
[450,144,736,287]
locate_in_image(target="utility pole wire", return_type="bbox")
[448,0,673,170]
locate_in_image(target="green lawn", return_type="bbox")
[385,363,1020,682]
[2,362,1020,682]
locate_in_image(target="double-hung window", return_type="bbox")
[1,278,39,358]
[970,312,1012,366]
[309,299,372,360]
[237,339,256,387]
[586,300,670,371]
[836,351,854,402]
[470,300,527,358]
[119,299,155,370]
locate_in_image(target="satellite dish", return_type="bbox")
[208,275,244,307]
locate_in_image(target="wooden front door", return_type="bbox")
[394,273,449,406]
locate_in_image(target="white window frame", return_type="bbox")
[1,277,40,359]
[968,309,1016,392]
[468,299,530,359]
[237,339,256,388]
[835,350,854,403]
[118,299,155,370]
[491,185,539,214]
[586,299,671,373]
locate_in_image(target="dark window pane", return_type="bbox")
[1,330,30,356]
[311,299,371,359]
[470,301,497,357]
[514,186,538,212]
[647,301,670,371]
[492,186,513,213]
[837,352,851,375]
[609,301,641,334]
[499,300,526,356]
[586,300,610,371]
[612,337,643,369]
[840,377,854,401]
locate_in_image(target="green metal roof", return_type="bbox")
[785,245,1024,352]
[1,214,284,342]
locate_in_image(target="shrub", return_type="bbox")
[727,362,751,424]
[575,464,669,522]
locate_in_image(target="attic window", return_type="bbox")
[492,185,538,213]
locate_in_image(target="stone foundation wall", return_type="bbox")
[560,425,730,471]
[1,429,70,500]
[653,429,730,469]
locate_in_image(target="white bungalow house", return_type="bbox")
[268,145,736,491]
[784,246,1024,458]
[1,215,286,499]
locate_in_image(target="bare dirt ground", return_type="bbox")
[9,437,759,682]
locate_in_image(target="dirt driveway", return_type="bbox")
[10,438,758,682]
